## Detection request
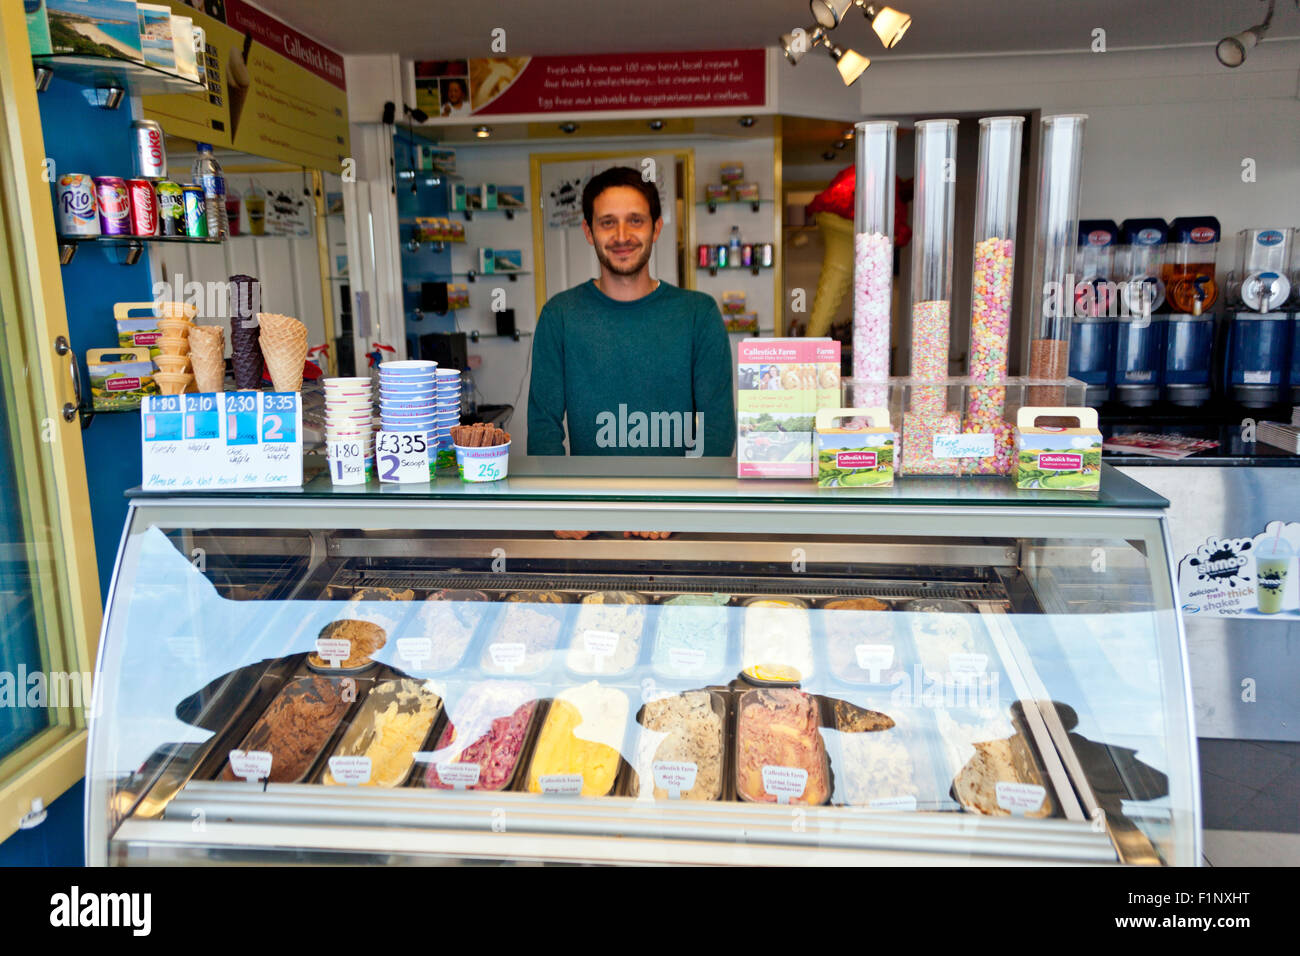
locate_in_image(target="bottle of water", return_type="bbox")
[192,143,228,239]
[729,224,742,268]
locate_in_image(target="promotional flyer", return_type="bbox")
[1178,520,1300,619]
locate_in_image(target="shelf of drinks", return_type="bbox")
[697,264,771,277]
[697,198,772,213]
[58,233,221,266]
[32,54,206,101]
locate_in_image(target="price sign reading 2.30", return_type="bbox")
[225,392,258,446]
[376,430,430,484]
[261,392,298,443]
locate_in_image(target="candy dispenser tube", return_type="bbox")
[853,121,898,405]
[908,119,958,421]
[1027,114,1087,404]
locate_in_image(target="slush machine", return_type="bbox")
[1224,227,1293,408]
[1111,218,1169,407]
[1068,219,1118,405]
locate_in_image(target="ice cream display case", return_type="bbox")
[88,470,1198,866]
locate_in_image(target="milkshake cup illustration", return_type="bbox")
[245,182,266,236]
[1256,537,1292,614]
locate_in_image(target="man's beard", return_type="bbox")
[595,239,653,277]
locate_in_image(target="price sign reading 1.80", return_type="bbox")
[376,430,430,484]
[225,392,258,446]
[260,392,298,443]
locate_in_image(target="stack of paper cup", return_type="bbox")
[378,361,437,447]
[324,377,375,471]
[434,368,462,456]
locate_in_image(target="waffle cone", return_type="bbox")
[257,313,308,392]
[154,354,191,374]
[189,326,226,392]
[155,371,193,395]
[157,316,194,335]
[157,334,190,356]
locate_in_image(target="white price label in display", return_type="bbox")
[227,749,273,781]
[315,638,351,667]
[582,629,619,658]
[868,795,918,811]
[489,642,527,672]
[652,761,698,799]
[995,781,1046,815]
[328,756,372,785]
[538,774,583,796]
[948,653,989,676]
[761,765,808,804]
[933,433,995,459]
[375,430,429,484]
[1244,370,1271,384]
[435,762,481,790]
[396,637,432,669]
[854,643,895,679]
[668,647,708,674]
[327,439,367,485]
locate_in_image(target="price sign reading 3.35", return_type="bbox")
[261,392,298,443]
[376,430,430,483]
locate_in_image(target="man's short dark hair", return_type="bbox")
[582,166,661,228]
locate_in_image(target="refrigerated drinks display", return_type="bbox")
[1068,219,1118,406]
[87,475,1198,866]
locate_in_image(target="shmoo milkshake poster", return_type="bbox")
[1178,520,1300,619]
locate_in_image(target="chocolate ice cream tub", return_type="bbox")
[733,687,832,805]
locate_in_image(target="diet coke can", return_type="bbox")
[131,120,167,179]
[127,178,158,235]
[155,181,184,236]
[56,173,100,236]
[93,176,131,236]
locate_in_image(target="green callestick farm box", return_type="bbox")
[1013,406,1102,491]
[816,407,895,487]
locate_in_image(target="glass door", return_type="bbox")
[0,3,102,845]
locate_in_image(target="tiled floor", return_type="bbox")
[1199,738,1300,865]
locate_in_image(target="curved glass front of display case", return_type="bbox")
[88,492,1195,866]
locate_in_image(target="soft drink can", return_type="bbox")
[697,244,710,268]
[182,184,207,238]
[131,120,167,178]
[759,242,774,268]
[56,173,99,236]
[715,244,728,269]
[741,243,754,268]
[155,181,184,236]
[127,178,158,236]
[93,176,131,236]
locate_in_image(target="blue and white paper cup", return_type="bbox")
[454,440,510,482]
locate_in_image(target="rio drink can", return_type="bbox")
[131,120,167,178]
[155,181,184,236]
[56,173,100,236]
[182,184,207,238]
[92,176,131,236]
[127,178,158,236]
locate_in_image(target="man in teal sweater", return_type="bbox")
[527,167,736,457]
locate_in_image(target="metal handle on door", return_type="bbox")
[54,335,82,423]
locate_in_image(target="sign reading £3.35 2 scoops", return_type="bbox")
[143,0,348,172]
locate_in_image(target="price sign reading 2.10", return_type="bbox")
[376,430,430,484]
[261,392,298,443]
[183,393,219,440]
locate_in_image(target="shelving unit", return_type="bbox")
[58,233,221,266]
[698,197,772,214]
[33,54,205,106]
[457,206,528,221]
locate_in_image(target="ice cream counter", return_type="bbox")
[88,469,1198,866]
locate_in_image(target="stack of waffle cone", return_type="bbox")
[257,313,308,392]
[188,325,226,393]
[154,308,194,394]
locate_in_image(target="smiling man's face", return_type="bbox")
[583,185,663,278]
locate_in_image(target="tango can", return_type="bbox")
[127,178,158,236]
[155,181,184,236]
[92,176,131,236]
[56,173,99,236]
[182,184,207,238]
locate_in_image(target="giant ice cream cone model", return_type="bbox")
[257,313,308,391]
[188,325,226,392]
[806,211,854,337]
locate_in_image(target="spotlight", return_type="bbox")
[474,125,492,138]
[834,138,847,149]
[559,122,579,134]
[856,3,911,48]
[649,119,665,130]
[1217,0,1275,68]
[780,25,825,64]
[739,115,756,127]
[821,150,836,160]
[404,104,429,123]
[825,43,870,85]
[810,0,854,29]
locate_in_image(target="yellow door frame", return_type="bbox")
[0,3,104,844]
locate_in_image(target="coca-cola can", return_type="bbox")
[131,120,167,179]
[127,178,158,236]
[93,176,131,236]
[56,173,100,236]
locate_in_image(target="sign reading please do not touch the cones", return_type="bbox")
[141,391,302,490]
